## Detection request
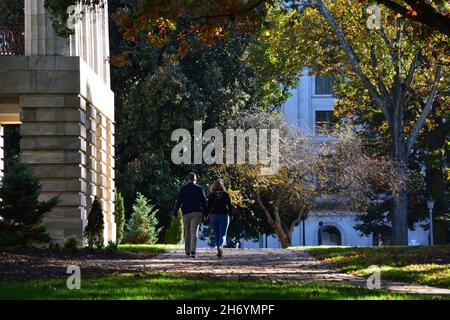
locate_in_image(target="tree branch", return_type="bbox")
[315,0,390,119]
[370,45,391,99]
[401,50,420,97]
[374,0,450,37]
[255,190,275,226]
[378,25,393,57]
[393,18,403,96]
[406,66,443,154]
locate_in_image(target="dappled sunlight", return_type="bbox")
[0,273,443,300]
[307,246,450,289]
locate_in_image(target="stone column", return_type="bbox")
[102,1,111,87]
[24,0,70,56]
[85,104,97,214]
[95,111,115,242]
[0,125,3,180]
[105,118,115,241]
[20,94,88,244]
[68,1,111,87]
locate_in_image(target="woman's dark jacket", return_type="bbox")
[207,191,233,217]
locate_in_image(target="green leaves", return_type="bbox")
[0,0,24,27]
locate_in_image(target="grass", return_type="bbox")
[0,243,183,259]
[116,244,183,258]
[0,273,445,300]
[295,245,450,289]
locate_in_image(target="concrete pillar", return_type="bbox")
[24,0,70,56]
[68,2,111,87]
[86,104,97,213]
[105,118,115,241]
[102,1,111,87]
[86,102,116,244]
[20,94,88,244]
[0,125,3,180]
[95,111,110,241]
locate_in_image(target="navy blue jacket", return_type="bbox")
[173,182,207,216]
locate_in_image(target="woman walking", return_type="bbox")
[206,180,233,258]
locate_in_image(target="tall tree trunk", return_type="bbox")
[391,133,409,245]
[275,224,292,249]
[273,206,292,248]
[255,192,292,248]
[391,185,408,245]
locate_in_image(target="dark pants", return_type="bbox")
[210,213,230,248]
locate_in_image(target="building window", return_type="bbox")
[315,75,333,95]
[315,110,334,134]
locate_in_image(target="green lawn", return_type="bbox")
[0,273,445,300]
[298,245,450,289]
[117,244,183,258]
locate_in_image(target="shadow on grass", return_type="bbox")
[301,245,450,289]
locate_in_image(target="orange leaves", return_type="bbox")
[405,6,418,17]
[110,51,132,67]
[113,0,265,55]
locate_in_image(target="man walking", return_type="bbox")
[173,172,207,258]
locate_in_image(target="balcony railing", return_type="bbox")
[0,28,25,56]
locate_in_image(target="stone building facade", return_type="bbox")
[0,0,115,245]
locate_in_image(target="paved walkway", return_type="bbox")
[89,248,450,296]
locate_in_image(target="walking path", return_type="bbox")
[89,248,450,296]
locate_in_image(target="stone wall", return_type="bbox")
[0,56,115,245]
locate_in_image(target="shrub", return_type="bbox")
[114,191,126,244]
[0,158,59,247]
[49,242,62,251]
[64,237,80,250]
[0,229,25,247]
[84,198,104,248]
[125,193,161,244]
[165,210,183,244]
[105,241,118,253]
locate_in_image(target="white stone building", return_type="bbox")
[199,70,429,248]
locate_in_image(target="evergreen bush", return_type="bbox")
[125,193,161,244]
[0,158,59,247]
[114,191,126,244]
[84,198,104,248]
[165,210,183,244]
[64,237,80,250]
